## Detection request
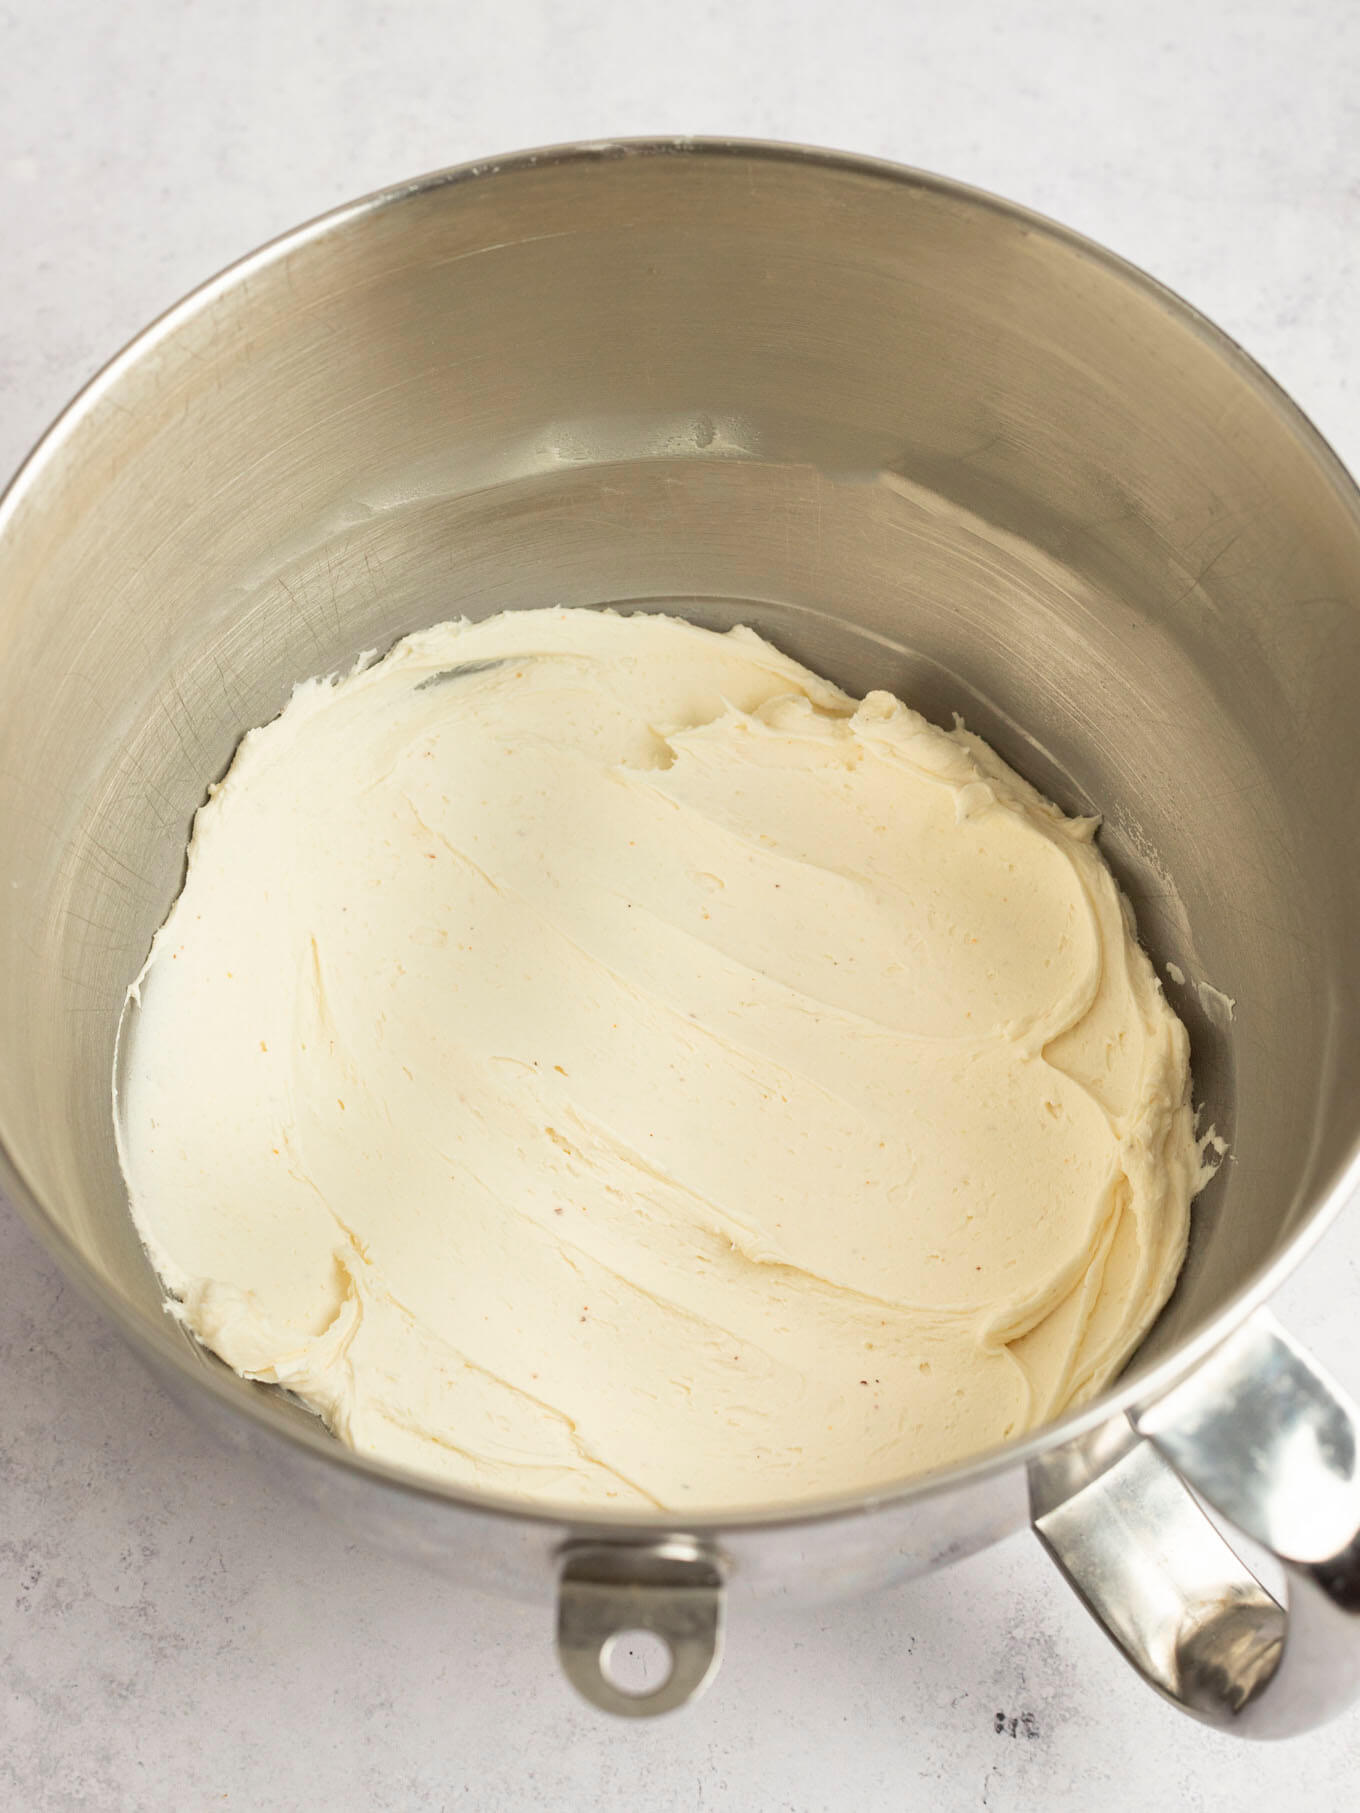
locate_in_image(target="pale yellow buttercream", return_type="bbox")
[115,608,1207,1510]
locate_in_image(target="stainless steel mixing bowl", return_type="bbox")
[2,140,1359,1731]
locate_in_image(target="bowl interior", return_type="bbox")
[2,144,1358,1496]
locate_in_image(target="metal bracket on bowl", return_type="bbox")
[1031,1310,1360,1736]
[556,1537,726,1717]
[1031,1410,1286,1723]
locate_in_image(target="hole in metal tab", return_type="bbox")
[600,1627,674,1697]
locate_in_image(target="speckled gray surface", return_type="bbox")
[3,2,1360,1807]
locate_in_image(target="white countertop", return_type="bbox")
[3,2,1359,1806]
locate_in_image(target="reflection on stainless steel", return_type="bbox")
[1031,1415,1286,1728]
[1,140,1359,1722]
[1033,1312,1360,1737]
[1139,1313,1360,1734]
[1140,1313,1360,1563]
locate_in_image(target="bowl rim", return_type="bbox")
[4,133,1360,1537]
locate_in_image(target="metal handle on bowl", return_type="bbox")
[556,1538,726,1716]
[1031,1310,1360,1736]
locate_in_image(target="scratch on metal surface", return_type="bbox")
[277,574,324,654]
[1167,531,1242,610]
